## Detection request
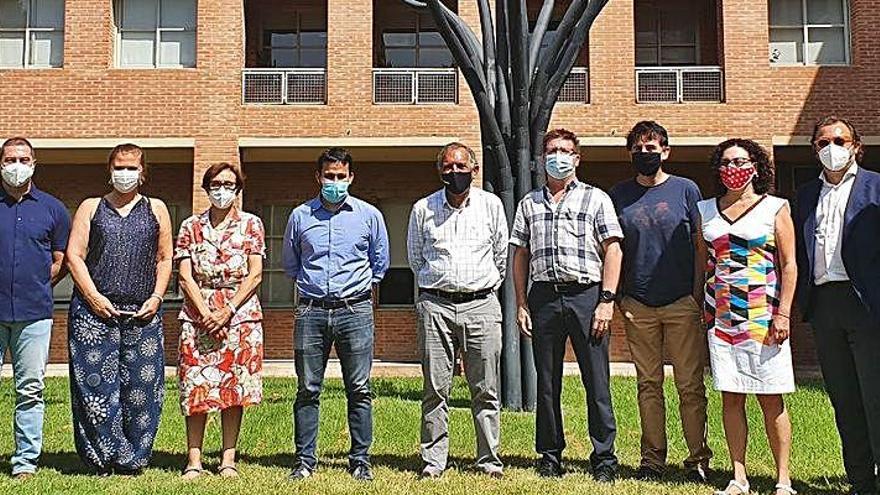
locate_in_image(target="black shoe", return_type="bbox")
[350,463,373,481]
[686,464,709,484]
[288,464,313,481]
[593,465,617,484]
[536,458,563,478]
[636,465,663,481]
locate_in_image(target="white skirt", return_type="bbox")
[708,330,795,394]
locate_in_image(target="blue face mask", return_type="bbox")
[321,180,350,204]
[544,152,577,180]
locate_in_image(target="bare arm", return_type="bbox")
[513,246,532,336]
[772,203,798,344]
[66,198,118,318]
[50,251,66,286]
[593,238,622,337]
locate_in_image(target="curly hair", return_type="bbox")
[709,138,774,196]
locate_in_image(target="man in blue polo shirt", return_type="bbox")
[0,137,70,478]
[282,147,389,482]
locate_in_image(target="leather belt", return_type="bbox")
[300,292,371,310]
[421,288,493,303]
[534,281,598,294]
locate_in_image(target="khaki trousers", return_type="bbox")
[619,295,712,471]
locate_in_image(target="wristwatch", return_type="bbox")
[599,290,616,303]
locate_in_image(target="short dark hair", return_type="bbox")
[626,121,669,150]
[317,147,353,172]
[1,137,34,160]
[710,138,775,196]
[811,115,864,164]
[435,142,477,168]
[108,143,147,174]
[201,162,245,192]
[542,128,580,155]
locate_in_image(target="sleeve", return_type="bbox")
[685,181,703,233]
[281,210,301,280]
[406,202,425,276]
[244,215,266,257]
[491,197,510,278]
[369,207,390,283]
[593,191,624,243]
[508,199,530,248]
[174,218,194,260]
[50,202,71,252]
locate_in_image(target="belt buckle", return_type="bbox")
[552,283,567,293]
[450,292,465,303]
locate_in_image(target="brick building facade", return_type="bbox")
[1,0,877,369]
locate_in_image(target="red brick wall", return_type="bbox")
[6,0,876,368]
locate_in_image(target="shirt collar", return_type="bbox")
[0,183,39,204]
[820,164,859,188]
[542,178,580,201]
[313,195,354,213]
[441,188,472,210]
[198,206,242,228]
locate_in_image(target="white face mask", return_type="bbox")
[1,161,34,188]
[209,187,237,209]
[111,169,141,193]
[544,152,577,180]
[818,143,853,172]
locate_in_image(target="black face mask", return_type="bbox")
[441,171,472,195]
[631,151,662,176]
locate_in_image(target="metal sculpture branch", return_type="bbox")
[401,0,609,410]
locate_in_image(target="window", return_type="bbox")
[260,204,294,307]
[374,0,455,68]
[377,201,416,306]
[259,11,326,68]
[635,0,699,66]
[769,0,849,65]
[115,0,196,68]
[0,0,64,68]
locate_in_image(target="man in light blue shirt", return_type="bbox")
[283,147,389,482]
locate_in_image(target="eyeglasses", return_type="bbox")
[208,181,237,191]
[815,137,853,149]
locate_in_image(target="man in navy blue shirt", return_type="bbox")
[0,137,70,478]
[609,122,712,483]
[283,147,389,482]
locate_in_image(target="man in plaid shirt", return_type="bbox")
[511,128,624,482]
[407,142,509,479]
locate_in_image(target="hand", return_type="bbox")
[592,301,614,338]
[86,292,119,319]
[516,304,532,337]
[770,314,791,344]
[133,296,160,320]
[202,308,233,340]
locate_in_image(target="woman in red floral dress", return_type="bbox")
[175,162,265,479]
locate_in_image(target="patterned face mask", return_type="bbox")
[719,164,756,191]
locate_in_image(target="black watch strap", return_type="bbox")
[600,290,616,303]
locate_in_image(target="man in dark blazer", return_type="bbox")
[795,116,880,495]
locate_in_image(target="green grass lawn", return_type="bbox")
[0,375,847,494]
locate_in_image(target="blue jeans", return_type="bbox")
[0,319,52,475]
[293,299,374,470]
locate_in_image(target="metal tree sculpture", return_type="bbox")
[403,0,609,411]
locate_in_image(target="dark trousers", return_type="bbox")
[293,299,374,470]
[810,282,880,493]
[528,282,618,470]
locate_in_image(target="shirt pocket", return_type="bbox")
[561,209,589,239]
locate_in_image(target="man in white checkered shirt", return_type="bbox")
[406,142,508,479]
[510,128,624,483]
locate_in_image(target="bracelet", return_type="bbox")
[148,293,164,303]
[226,300,237,314]
[777,313,790,319]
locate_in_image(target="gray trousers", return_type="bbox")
[417,292,503,474]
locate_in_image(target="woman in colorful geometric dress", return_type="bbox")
[175,162,265,479]
[697,139,798,495]
[65,144,174,474]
